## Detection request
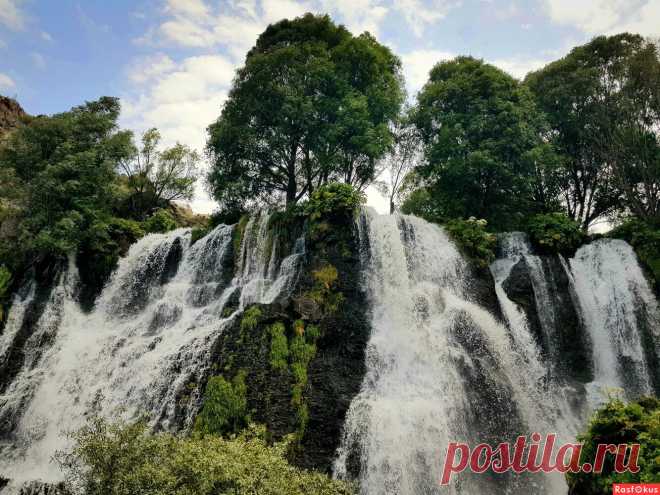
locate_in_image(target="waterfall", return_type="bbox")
[570,238,659,404]
[335,211,565,494]
[0,214,304,488]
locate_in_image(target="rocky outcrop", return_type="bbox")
[205,212,370,473]
[0,96,26,138]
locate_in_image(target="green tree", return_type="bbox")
[0,97,132,256]
[206,13,404,208]
[526,34,660,229]
[412,56,557,230]
[567,396,660,494]
[194,372,248,437]
[118,128,199,219]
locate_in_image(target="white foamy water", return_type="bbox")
[0,215,304,487]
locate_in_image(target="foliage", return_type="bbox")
[194,371,248,437]
[567,396,660,494]
[269,322,289,372]
[56,418,355,495]
[240,306,262,332]
[526,34,660,229]
[526,212,586,255]
[0,97,132,259]
[117,128,199,219]
[413,56,558,231]
[374,109,421,214]
[190,226,210,245]
[303,183,365,220]
[143,208,177,234]
[308,263,344,315]
[400,187,443,224]
[288,321,319,441]
[207,13,404,208]
[444,218,496,268]
[610,218,660,290]
[0,265,11,323]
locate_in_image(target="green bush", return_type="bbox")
[190,226,210,245]
[567,396,660,494]
[610,218,660,291]
[527,212,585,254]
[240,306,262,332]
[444,217,496,268]
[269,322,289,372]
[56,418,355,495]
[302,183,365,221]
[143,209,178,234]
[194,371,248,437]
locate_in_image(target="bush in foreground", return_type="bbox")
[56,418,355,495]
[567,396,660,494]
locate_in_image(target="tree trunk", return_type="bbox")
[286,174,297,205]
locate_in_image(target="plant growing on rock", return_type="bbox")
[194,371,248,437]
[143,208,177,234]
[527,212,585,255]
[610,218,660,291]
[241,306,262,332]
[445,217,496,268]
[0,265,11,323]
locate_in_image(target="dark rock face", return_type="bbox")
[502,254,592,385]
[206,213,370,473]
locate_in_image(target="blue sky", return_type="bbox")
[1,0,658,212]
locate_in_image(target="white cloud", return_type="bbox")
[393,0,460,37]
[401,49,455,95]
[542,0,659,36]
[127,53,176,83]
[0,0,25,30]
[0,73,15,89]
[30,52,46,70]
[0,39,6,49]
[40,31,53,42]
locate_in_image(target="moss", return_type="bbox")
[240,306,262,333]
[269,322,289,372]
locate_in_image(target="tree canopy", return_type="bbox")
[407,56,558,230]
[206,13,404,209]
[525,33,660,229]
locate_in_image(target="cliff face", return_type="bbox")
[0,97,26,138]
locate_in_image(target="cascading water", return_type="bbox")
[335,211,566,494]
[0,214,304,489]
[570,238,659,404]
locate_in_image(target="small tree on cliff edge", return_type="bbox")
[206,13,404,209]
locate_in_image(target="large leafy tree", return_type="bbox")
[525,33,660,229]
[0,97,132,255]
[206,13,404,208]
[410,56,558,230]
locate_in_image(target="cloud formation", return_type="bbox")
[0,0,25,30]
[0,73,15,89]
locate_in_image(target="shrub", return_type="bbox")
[308,264,344,315]
[56,418,355,495]
[194,371,248,437]
[302,183,365,221]
[527,212,585,254]
[610,218,660,291]
[190,226,210,245]
[269,322,289,372]
[445,217,496,268]
[567,396,660,494]
[143,209,177,234]
[240,306,262,332]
